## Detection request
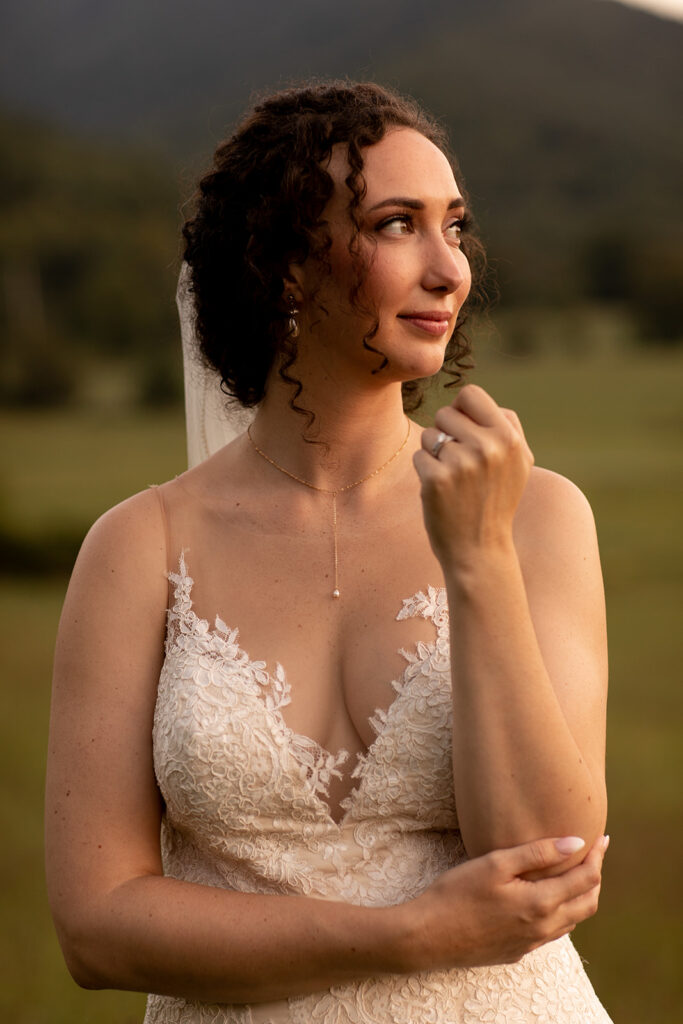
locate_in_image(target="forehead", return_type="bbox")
[326,127,459,207]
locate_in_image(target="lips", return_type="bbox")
[397,311,452,337]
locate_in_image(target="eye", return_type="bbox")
[445,211,472,244]
[445,218,466,244]
[377,214,413,236]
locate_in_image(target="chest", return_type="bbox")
[174,502,446,754]
[156,551,455,829]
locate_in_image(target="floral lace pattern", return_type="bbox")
[144,553,612,1024]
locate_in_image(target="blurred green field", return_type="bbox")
[1,347,681,1022]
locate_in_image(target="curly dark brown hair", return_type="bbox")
[182,80,488,426]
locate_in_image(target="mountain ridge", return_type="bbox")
[1,0,681,307]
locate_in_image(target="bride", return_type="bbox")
[46,81,612,1022]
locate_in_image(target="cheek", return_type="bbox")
[456,253,472,305]
[321,241,371,311]
[360,252,413,307]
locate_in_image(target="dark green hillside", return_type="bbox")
[0,0,681,408]
[0,112,181,404]
[382,0,683,307]
[1,0,681,319]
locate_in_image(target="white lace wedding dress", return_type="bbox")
[143,531,613,1023]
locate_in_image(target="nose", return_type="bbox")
[421,234,470,296]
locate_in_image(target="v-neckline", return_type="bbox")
[165,550,448,828]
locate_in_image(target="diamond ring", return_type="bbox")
[431,431,455,459]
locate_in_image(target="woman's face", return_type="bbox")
[297,127,472,385]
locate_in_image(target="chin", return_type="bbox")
[361,332,449,386]
[393,348,448,383]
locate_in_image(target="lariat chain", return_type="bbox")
[246,419,412,598]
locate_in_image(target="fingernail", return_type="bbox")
[555,836,585,854]
[602,834,610,851]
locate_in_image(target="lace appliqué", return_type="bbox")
[164,551,349,810]
[145,556,612,1024]
[289,939,611,1024]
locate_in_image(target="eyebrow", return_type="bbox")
[368,196,466,212]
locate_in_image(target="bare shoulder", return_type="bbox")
[518,465,594,522]
[60,487,169,648]
[515,466,597,550]
[76,486,166,577]
[513,467,604,605]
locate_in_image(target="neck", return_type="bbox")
[249,377,412,492]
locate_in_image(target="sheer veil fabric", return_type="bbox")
[177,263,255,468]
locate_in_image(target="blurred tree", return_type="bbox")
[581,231,683,344]
[1,257,75,404]
[0,111,182,406]
[583,233,635,303]
[631,241,683,343]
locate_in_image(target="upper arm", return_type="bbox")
[46,487,169,945]
[514,467,608,795]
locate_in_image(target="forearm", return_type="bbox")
[446,543,606,857]
[62,874,407,1004]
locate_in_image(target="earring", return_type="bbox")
[287,294,300,338]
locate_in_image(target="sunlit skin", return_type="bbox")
[291,128,472,390]
[249,128,475,489]
[44,126,608,1004]
[256,127,607,864]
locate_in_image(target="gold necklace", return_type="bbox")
[246,418,412,599]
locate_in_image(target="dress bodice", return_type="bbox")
[144,552,612,1024]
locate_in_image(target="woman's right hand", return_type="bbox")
[402,834,608,972]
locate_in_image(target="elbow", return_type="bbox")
[462,787,608,863]
[51,909,119,991]
[582,778,608,847]
[559,779,607,854]
[57,925,108,987]
[66,953,107,992]
[47,872,161,993]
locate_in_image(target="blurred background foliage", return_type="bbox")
[0,112,182,408]
[1,0,682,413]
[0,0,681,1021]
[1,0,682,417]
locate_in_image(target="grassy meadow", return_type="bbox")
[1,345,681,1022]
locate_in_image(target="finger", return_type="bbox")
[491,836,587,880]
[501,408,525,439]
[581,832,609,867]
[453,383,501,427]
[533,837,606,906]
[421,425,471,462]
[420,427,460,459]
[432,407,504,452]
[413,448,450,483]
[435,403,522,457]
[573,833,608,882]
[501,408,533,458]
[559,881,601,928]
[525,878,600,953]
[535,860,602,908]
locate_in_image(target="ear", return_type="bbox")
[282,264,305,306]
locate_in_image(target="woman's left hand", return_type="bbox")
[413,384,534,572]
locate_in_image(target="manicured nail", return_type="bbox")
[555,836,585,854]
[602,834,610,851]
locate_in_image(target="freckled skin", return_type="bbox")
[291,129,472,390]
[44,123,608,1006]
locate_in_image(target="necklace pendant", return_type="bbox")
[247,419,411,608]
